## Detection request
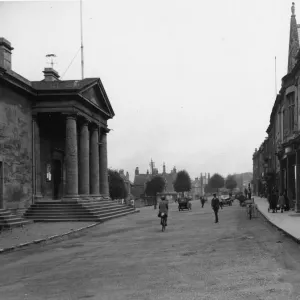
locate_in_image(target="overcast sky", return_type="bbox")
[0,0,293,181]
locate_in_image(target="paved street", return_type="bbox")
[1,200,300,299]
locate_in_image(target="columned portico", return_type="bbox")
[65,114,79,199]
[90,124,100,195]
[79,120,90,195]
[100,128,109,197]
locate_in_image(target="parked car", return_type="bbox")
[220,193,233,206]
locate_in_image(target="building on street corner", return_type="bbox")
[253,3,300,212]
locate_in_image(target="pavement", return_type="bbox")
[2,200,300,299]
[254,196,300,242]
[0,222,96,250]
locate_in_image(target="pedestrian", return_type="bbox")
[219,198,223,209]
[211,193,220,223]
[284,190,290,211]
[244,188,248,199]
[248,187,252,199]
[278,192,285,213]
[270,188,278,213]
[200,196,205,208]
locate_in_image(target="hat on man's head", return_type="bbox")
[213,193,216,196]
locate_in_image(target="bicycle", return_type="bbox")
[247,203,253,220]
[161,213,167,232]
[244,198,258,220]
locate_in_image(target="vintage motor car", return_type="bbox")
[178,197,192,211]
[220,193,233,206]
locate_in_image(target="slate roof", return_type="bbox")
[31,78,99,91]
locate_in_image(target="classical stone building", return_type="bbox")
[0,38,114,215]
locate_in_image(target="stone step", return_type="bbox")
[25,208,134,219]
[28,204,127,211]
[24,198,136,222]
[31,202,123,208]
[0,219,32,228]
[0,215,23,221]
[30,210,137,222]
[25,206,131,215]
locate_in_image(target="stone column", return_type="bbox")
[90,124,100,195]
[33,115,42,200]
[99,128,109,197]
[79,120,89,195]
[65,114,79,198]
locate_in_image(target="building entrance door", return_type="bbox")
[0,161,3,209]
[52,159,62,200]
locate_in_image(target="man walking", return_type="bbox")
[211,193,220,223]
[200,196,205,208]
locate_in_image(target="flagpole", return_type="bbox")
[275,56,277,97]
[80,0,84,79]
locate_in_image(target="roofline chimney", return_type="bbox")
[0,38,14,70]
[43,67,60,81]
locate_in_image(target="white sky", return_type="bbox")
[0,0,293,181]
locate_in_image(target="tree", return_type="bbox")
[209,173,225,192]
[173,170,192,195]
[108,169,128,200]
[225,174,237,192]
[145,175,166,196]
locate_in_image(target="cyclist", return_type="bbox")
[159,196,169,226]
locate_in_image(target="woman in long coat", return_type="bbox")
[278,192,285,213]
[270,189,278,213]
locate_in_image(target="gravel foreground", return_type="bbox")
[1,200,300,299]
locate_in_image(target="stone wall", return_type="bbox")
[0,83,32,212]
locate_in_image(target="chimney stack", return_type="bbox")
[0,38,13,70]
[43,67,60,81]
[135,167,139,175]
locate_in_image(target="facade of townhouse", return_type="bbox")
[253,3,300,211]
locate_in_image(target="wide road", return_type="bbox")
[1,200,300,299]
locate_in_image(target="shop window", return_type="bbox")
[46,163,52,181]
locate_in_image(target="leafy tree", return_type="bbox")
[173,170,192,196]
[225,174,237,191]
[145,175,166,196]
[108,169,128,200]
[209,173,225,192]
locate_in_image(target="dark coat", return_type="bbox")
[159,200,169,214]
[211,197,220,210]
[270,193,278,210]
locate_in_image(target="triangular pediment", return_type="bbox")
[80,81,114,118]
